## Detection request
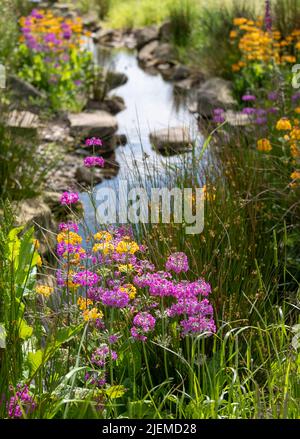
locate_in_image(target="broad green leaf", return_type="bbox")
[27,350,43,375]
[19,319,33,340]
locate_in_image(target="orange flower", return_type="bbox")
[257,138,272,152]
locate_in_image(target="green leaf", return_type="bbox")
[27,350,43,375]
[106,385,127,399]
[19,319,33,340]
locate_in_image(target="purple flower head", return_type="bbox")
[292,92,300,102]
[242,107,257,115]
[7,384,36,419]
[101,288,130,308]
[180,315,216,336]
[73,270,99,287]
[91,344,118,367]
[242,94,256,101]
[213,108,225,115]
[268,91,278,101]
[133,312,156,332]
[108,334,119,344]
[59,221,79,233]
[85,137,103,147]
[254,116,268,125]
[213,115,225,123]
[166,252,189,274]
[60,192,79,205]
[83,156,105,168]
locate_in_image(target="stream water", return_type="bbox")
[80,47,203,231]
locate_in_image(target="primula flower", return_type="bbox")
[101,288,130,308]
[7,384,36,418]
[180,315,216,336]
[60,191,79,205]
[73,270,99,287]
[85,137,103,146]
[83,308,103,321]
[59,222,79,233]
[36,285,53,298]
[257,138,272,152]
[83,156,105,168]
[94,231,112,242]
[116,240,139,255]
[57,231,82,245]
[91,344,118,367]
[276,118,292,130]
[166,252,189,274]
[77,296,93,311]
[242,94,256,101]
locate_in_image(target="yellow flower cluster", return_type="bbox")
[77,296,93,311]
[83,308,103,322]
[257,138,272,152]
[231,17,300,71]
[94,231,112,242]
[57,231,82,245]
[116,240,139,255]
[36,285,53,298]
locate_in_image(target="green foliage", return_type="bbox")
[0,112,52,201]
[168,0,196,47]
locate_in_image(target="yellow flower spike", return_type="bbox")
[36,285,53,298]
[93,242,114,255]
[57,231,82,245]
[257,138,272,152]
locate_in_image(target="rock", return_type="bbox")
[149,126,193,155]
[6,110,39,137]
[159,21,172,41]
[15,197,53,229]
[171,65,190,81]
[135,25,159,49]
[105,70,128,90]
[196,77,237,118]
[85,95,126,114]
[7,75,46,101]
[152,43,176,64]
[93,28,122,45]
[75,166,103,186]
[138,40,159,64]
[174,78,195,92]
[105,95,126,114]
[82,12,101,31]
[115,133,127,146]
[68,111,118,141]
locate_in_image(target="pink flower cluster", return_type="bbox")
[83,156,105,168]
[73,270,99,287]
[60,191,79,206]
[131,312,156,342]
[58,221,79,233]
[85,137,103,146]
[7,384,36,418]
[91,344,118,367]
[101,288,130,308]
[166,252,189,274]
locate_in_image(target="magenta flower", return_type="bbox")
[85,137,103,146]
[180,315,216,336]
[91,344,118,367]
[59,221,79,233]
[60,191,79,205]
[83,156,105,168]
[242,94,256,101]
[101,288,130,308]
[166,252,189,274]
[7,384,36,418]
[73,270,99,287]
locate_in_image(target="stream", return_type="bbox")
[80,47,203,231]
